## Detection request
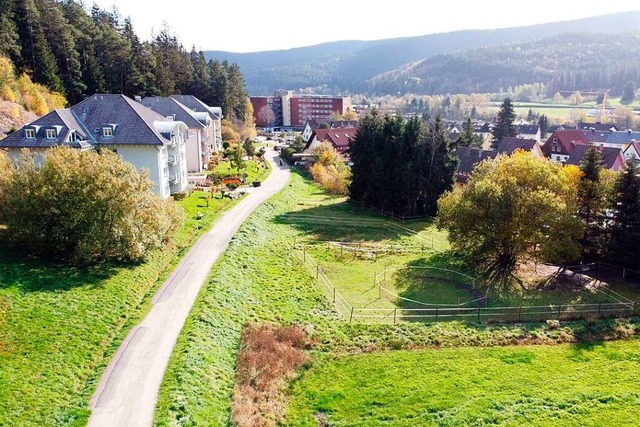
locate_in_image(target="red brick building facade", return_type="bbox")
[250,91,351,128]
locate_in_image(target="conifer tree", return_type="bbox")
[491,98,516,148]
[577,146,605,261]
[608,160,640,269]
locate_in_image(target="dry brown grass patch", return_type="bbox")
[232,324,310,427]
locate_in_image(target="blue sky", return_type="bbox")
[92,0,640,52]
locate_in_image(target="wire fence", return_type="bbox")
[349,200,436,221]
[294,245,640,324]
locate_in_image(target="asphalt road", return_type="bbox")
[88,151,290,426]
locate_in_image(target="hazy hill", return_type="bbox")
[369,33,640,96]
[204,11,640,95]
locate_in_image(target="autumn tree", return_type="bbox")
[438,152,582,289]
[490,98,516,148]
[310,142,350,195]
[229,141,246,176]
[615,106,636,130]
[256,104,275,127]
[1,147,183,263]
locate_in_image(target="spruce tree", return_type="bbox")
[458,117,482,148]
[0,0,21,63]
[491,98,516,148]
[577,145,604,261]
[538,114,549,139]
[608,160,640,269]
[15,0,64,93]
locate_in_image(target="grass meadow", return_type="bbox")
[0,183,247,425]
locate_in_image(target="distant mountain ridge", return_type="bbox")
[203,11,640,95]
[369,32,640,96]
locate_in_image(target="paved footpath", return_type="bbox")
[88,151,290,427]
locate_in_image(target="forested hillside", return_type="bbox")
[368,33,640,96]
[204,11,640,95]
[0,0,248,119]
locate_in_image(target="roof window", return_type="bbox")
[25,128,36,139]
[46,129,57,139]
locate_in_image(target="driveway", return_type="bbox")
[88,151,290,426]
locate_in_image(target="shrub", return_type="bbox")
[1,147,183,263]
[232,324,309,427]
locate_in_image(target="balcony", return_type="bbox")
[168,155,178,165]
[169,174,181,184]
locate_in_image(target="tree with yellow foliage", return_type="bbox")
[438,151,583,289]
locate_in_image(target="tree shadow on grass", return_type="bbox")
[391,254,484,310]
[273,202,435,244]
[0,243,119,293]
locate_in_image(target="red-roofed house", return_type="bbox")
[542,130,590,163]
[565,145,626,171]
[304,127,357,156]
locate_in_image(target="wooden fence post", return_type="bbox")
[435,308,439,322]
[518,305,522,322]
[477,306,481,323]
[316,264,319,279]
[349,307,354,323]
[557,304,562,319]
[333,287,336,303]
[393,308,397,324]
[623,268,627,279]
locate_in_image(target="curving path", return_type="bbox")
[88,151,290,426]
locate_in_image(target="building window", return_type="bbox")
[25,128,36,139]
[103,127,113,137]
[46,129,56,139]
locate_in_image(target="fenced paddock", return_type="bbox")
[295,245,640,324]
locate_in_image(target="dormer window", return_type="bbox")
[25,128,36,139]
[103,127,113,137]
[166,115,175,120]
[46,129,57,139]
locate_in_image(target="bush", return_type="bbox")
[1,147,183,263]
[281,147,296,164]
[232,324,309,427]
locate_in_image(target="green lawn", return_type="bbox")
[153,172,338,426]
[286,340,640,426]
[152,172,640,425]
[285,194,632,315]
[211,158,271,184]
[0,190,242,426]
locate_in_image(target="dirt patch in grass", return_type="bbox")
[233,324,310,427]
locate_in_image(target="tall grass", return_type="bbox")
[233,324,309,427]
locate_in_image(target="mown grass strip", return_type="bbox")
[285,340,640,426]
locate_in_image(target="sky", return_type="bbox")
[91,0,640,53]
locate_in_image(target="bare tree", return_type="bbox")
[256,105,275,127]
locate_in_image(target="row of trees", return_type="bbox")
[349,111,457,217]
[0,148,182,263]
[0,0,248,120]
[438,148,640,288]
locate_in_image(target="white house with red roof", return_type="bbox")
[303,127,357,157]
[541,130,590,163]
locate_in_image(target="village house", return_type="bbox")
[453,146,498,187]
[303,127,357,157]
[565,145,626,171]
[496,137,544,157]
[0,94,189,199]
[515,124,541,143]
[141,96,214,172]
[541,129,590,163]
